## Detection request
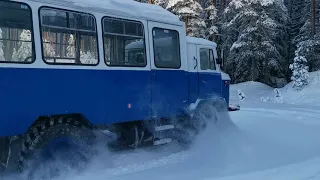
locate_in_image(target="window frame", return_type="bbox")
[0,0,36,64]
[38,6,100,66]
[209,49,216,70]
[199,47,216,71]
[101,16,147,67]
[152,27,181,69]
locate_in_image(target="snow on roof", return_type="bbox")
[186,36,217,47]
[30,0,183,25]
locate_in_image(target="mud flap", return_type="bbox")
[0,137,10,170]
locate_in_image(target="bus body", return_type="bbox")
[0,0,236,170]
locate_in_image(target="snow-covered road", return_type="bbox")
[31,104,318,180]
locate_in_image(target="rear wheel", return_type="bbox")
[11,116,96,175]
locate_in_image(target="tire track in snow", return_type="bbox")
[239,107,320,126]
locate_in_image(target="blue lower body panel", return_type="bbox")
[151,70,188,117]
[0,67,151,136]
[198,72,222,99]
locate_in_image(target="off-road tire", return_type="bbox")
[173,98,230,148]
[13,116,96,172]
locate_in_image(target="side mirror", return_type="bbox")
[216,58,222,65]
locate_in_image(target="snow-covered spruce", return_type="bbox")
[13,116,96,172]
[293,0,320,71]
[289,55,309,91]
[290,42,310,91]
[204,1,218,40]
[166,0,207,38]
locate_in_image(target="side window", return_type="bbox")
[200,48,209,70]
[102,17,146,67]
[200,48,216,70]
[153,28,180,69]
[0,1,34,63]
[39,7,98,65]
[209,49,216,70]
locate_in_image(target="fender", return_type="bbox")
[189,96,238,113]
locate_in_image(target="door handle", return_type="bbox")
[193,57,198,70]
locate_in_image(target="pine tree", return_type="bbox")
[0,29,4,61]
[223,0,289,87]
[293,0,320,71]
[166,0,207,38]
[287,0,305,62]
[204,0,218,40]
[12,30,32,62]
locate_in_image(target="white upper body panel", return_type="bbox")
[22,0,183,26]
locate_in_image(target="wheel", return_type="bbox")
[173,98,233,149]
[11,116,96,174]
[172,114,198,149]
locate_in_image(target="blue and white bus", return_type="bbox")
[0,0,237,171]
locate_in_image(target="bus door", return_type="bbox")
[197,45,222,99]
[147,21,188,118]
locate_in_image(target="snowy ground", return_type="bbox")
[3,72,320,180]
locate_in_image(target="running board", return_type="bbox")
[154,125,174,131]
[153,138,172,146]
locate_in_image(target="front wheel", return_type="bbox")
[173,98,237,148]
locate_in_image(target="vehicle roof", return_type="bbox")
[27,0,183,26]
[186,37,217,47]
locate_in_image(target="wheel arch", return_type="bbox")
[189,96,228,112]
[26,113,94,134]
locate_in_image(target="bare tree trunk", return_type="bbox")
[186,16,189,35]
[311,0,316,37]
[251,40,257,82]
[211,0,216,41]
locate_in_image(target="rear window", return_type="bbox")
[0,1,34,63]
